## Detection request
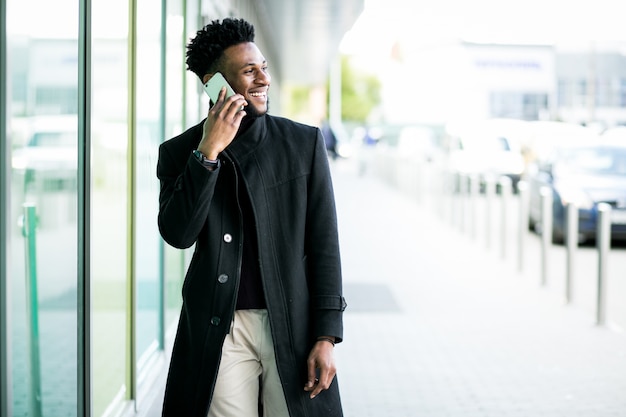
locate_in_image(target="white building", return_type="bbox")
[377,39,626,128]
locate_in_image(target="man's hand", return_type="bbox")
[303,338,337,399]
[198,87,248,160]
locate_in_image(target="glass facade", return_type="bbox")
[91,0,130,413]
[135,0,163,374]
[163,0,190,337]
[7,1,80,416]
[1,0,196,414]
[1,0,355,415]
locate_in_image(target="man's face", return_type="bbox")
[220,42,271,117]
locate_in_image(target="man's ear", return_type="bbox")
[202,73,214,85]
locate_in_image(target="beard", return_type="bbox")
[244,96,270,118]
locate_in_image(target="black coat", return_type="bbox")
[156,114,346,416]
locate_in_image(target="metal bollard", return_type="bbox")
[459,173,468,233]
[517,181,529,272]
[469,175,479,240]
[596,203,611,326]
[540,187,553,286]
[435,166,445,219]
[565,203,579,304]
[21,203,43,417]
[415,160,423,205]
[499,176,512,259]
[484,175,496,249]
[448,171,457,227]
[394,153,402,189]
[436,166,446,220]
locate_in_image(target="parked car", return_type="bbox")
[11,115,78,191]
[444,118,526,192]
[527,141,626,243]
[521,120,599,166]
[395,125,441,164]
[600,126,626,143]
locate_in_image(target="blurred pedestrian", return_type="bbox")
[156,17,346,417]
[321,120,338,159]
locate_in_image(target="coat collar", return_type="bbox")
[224,114,268,161]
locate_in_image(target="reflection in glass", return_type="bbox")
[163,0,186,335]
[8,0,79,415]
[91,0,130,414]
[135,0,162,369]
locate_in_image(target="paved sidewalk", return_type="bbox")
[332,159,626,417]
[143,158,626,417]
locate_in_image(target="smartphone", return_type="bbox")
[203,72,236,104]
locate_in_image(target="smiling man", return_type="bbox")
[156,18,346,417]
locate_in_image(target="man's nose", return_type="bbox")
[257,71,270,84]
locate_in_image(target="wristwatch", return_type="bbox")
[192,149,220,169]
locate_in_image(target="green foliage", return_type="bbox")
[338,55,381,122]
[285,84,311,118]
[282,55,381,124]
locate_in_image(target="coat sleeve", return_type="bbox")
[305,128,347,342]
[156,142,220,249]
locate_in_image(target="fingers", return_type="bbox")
[213,87,247,116]
[310,366,334,399]
[304,372,334,399]
[199,88,246,155]
[303,345,336,399]
[304,360,317,393]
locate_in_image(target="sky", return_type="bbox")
[341,0,626,55]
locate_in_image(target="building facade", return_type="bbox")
[377,39,626,128]
[0,0,362,416]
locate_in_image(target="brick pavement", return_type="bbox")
[332,159,626,417]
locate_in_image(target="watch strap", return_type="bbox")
[192,149,220,169]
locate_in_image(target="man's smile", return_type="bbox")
[249,91,267,99]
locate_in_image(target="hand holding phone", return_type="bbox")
[203,72,236,104]
[198,72,246,160]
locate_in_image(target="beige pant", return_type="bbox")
[207,309,290,417]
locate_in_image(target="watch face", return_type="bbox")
[193,149,219,168]
[193,150,204,160]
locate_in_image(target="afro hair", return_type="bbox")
[186,18,255,79]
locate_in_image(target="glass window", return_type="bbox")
[164,0,187,332]
[91,0,130,414]
[135,0,163,372]
[7,0,79,415]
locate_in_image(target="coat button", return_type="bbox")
[217,274,229,284]
[210,316,221,326]
[223,233,232,243]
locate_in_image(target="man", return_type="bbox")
[156,18,346,417]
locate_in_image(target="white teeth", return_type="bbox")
[250,92,266,97]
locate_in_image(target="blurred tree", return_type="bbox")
[283,55,381,124]
[336,55,381,123]
[284,84,311,120]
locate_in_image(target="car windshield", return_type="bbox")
[555,147,626,176]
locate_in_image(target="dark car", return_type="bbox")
[527,142,626,243]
